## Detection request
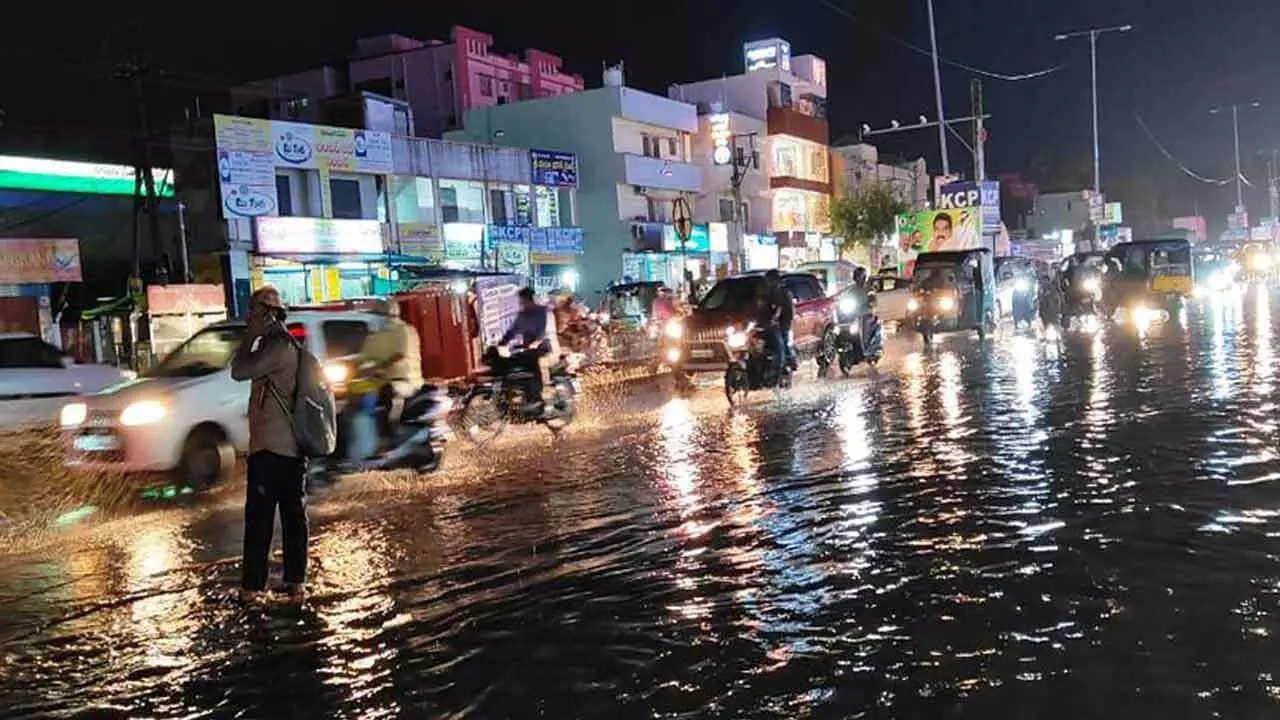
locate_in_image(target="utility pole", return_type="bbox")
[971,79,986,181]
[117,57,165,290]
[925,0,949,176]
[728,133,759,273]
[1054,24,1132,194]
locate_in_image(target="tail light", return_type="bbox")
[287,324,307,340]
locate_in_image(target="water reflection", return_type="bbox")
[6,297,1280,716]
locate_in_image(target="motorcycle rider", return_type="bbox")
[759,270,796,377]
[498,287,551,413]
[355,299,423,447]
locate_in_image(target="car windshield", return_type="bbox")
[147,326,245,378]
[1148,246,1191,269]
[912,265,960,290]
[699,277,765,311]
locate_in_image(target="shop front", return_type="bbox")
[252,216,390,305]
[0,238,81,343]
[624,222,733,291]
[487,224,585,294]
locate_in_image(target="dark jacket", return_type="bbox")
[231,323,300,457]
[500,305,551,353]
[771,284,795,329]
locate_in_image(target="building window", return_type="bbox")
[489,188,509,225]
[719,198,735,222]
[774,143,798,177]
[479,74,494,97]
[667,138,679,157]
[275,175,294,217]
[646,197,674,223]
[329,178,363,219]
[536,186,574,227]
[392,176,435,225]
[438,179,486,224]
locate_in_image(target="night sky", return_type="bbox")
[2,0,1277,231]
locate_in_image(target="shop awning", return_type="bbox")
[257,253,431,266]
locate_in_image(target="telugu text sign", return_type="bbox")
[0,239,82,283]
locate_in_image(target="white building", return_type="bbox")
[670,38,835,268]
[831,143,929,210]
[447,66,705,293]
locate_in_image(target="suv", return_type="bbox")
[666,272,834,375]
[59,310,385,487]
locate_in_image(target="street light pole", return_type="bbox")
[1211,101,1261,211]
[925,0,949,176]
[1233,104,1243,208]
[1054,24,1132,194]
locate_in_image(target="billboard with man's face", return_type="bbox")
[895,208,983,276]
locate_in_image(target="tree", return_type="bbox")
[829,180,910,257]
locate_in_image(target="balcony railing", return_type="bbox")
[766,106,829,146]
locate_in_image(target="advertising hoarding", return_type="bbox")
[214,114,393,220]
[529,149,578,187]
[254,217,385,255]
[0,239,81,283]
[937,180,1000,233]
[0,156,174,198]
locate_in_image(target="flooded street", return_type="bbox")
[5,291,1280,718]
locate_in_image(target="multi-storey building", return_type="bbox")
[446,66,706,293]
[230,25,584,139]
[671,38,835,268]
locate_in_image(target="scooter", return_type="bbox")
[456,347,581,443]
[310,379,449,481]
[834,315,884,376]
[724,323,792,406]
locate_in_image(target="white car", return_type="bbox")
[0,332,133,429]
[59,311,385,487]
[869,275,912,325]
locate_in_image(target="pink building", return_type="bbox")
[231,25,584,138]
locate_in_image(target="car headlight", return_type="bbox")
[937,295,957,312]
[1014,279,1032,293]
[838,297,857,315]
[907,298,920,312]
[120,400,166,426]
[322,362,350,385]
[726,329,749,350]
[60,402,87,427]
[664,319,684,340]
[1251,254,1272,271]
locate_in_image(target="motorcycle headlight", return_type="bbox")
[120,400,166,427]
[1014,279,1032,293]
[907,298,920,312]
[1251,254,1272,271]
[937,295,957,312]
[838,297,857,315]
[322,362,350,385]
[727,329,749,350]
[664,319,684,340]
[60,402,87,428]
[1081,277,1101,294]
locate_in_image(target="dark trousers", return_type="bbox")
[241,450,309,591]
[763,325,787,378]
[510,349,546,403]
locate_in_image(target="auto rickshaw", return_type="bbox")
[595,281,671,365]
[1237,242,1274,285]
[906,248,997,345]
[994,256,1038,328]
[1193,245,1241,297]
[1102,237,1194,322]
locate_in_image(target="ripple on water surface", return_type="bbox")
[4,297,1280,717]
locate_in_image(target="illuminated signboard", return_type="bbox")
[709,113,732,165]
[0,155,174,197]
[744,38,791,73]
[255,216,385,255]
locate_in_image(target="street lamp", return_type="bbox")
[1054,24,1132,194]
[1210,101,1262,210]
[925,0,949,176]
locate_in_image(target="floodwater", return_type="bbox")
[4,291,1280,718]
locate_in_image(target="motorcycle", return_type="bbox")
[1061,273,1103,328]
[833,307,884,377]
[309,378,449,481]
[456,346,580,443]
[724,323,792,405]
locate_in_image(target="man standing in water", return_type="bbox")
[231,287,307,605]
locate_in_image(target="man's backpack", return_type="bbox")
[267,335,337,458]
